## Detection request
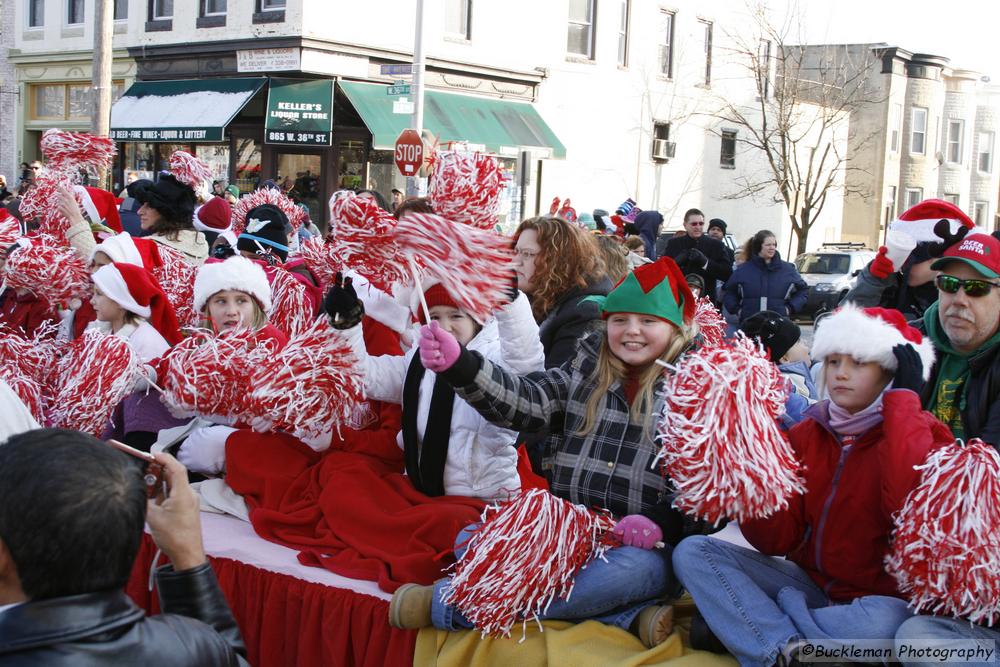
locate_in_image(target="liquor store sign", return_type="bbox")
[264,79,334,146]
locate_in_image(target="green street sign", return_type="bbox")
[387,84,411,96]
[265,78,334,146]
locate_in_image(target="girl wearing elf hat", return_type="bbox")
[391,257,708,648]
[323,271,544,501]
[672,304,954,667]
[90,262,185,451]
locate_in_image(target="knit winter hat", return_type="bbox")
[418,283,460,324]
[134,173,197,224]
[193,196,232,233]
[708,218,727,234]
[90,232,163,271]
[739,310,801,362]
[225,185,240,199]
[593,257,695,329]
[92,262,182,345]
[193,255,272,313]
[811,304,935,380]
[237,204,289,262]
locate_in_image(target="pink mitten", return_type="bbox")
[612,514,663,550]
[419,321,461,373]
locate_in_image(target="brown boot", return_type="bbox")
[388,583,435,629]
[635,604,675,648]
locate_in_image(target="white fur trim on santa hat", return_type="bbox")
[90,232,143,267]
[73,185,101,227]
[92,263,152,318]
[811,304,936,380]
[193,255,271,313]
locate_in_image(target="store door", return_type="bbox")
[275,152,324,226]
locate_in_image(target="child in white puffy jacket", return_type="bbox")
[325,275,544,500]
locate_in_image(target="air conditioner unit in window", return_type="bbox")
[652,139,676,161]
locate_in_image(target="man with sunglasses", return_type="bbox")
[921,233,1000,445]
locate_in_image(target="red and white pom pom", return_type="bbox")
[327,191,408,292]
[441,488,619,639]
[49,330,139,436]
[230,187,306,236]
[168,150,213,190]
[267,268,315,338]
[694,298,726,349]
[293,236,342,290]
[40,128,116,178]
[429,152,506,230]
[244,319,364,441]
[0,365,45,422]
[0,322,61,392]
[4,236,91,307]
[655,333,804,524]
[154,246,199,327]
[393,212,513,321]
[886,439,1000,625]
[160,328,276,420]
[18,177,71,243]
[0,213,21,247]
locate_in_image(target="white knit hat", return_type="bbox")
[193,255,271,313]
[811,304,936,380]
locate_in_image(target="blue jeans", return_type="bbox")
[672,536,913,667]
[895,616,999,667]
[431,524,674,631]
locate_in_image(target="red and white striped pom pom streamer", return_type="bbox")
[49,330,139,436]
[40,129,116,179]
[441,488,619,639]
[655,333,805,525]
[393,212,513,321]
[0,365,45,423]
[244,318,364,441]
[327,190,407,292]
[168,150,213,190]
[429,152,506,230]
[230,187,306,237]
[18,178,71,244]
[694,297,726,349]
[886,439,1000,625]
[0,322,61,388]
[0,213,21,247]
[293,236,342,290]
[3,236,91,308]
[268,268,315,338]
[154,245,199,327]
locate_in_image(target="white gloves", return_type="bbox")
[177,425,237,475]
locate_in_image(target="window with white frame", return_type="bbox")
[720,130,736,168]
[260,0,284,10]
[616,0,629,67]
[886,185,897,220]
[114,0,126,19]
[67,0,84,24]
[28,0,44,27]
[973,201,989,228]
[659,11,674,77]
[946,119,964,164]
[700,20,713,86]
[944,193,960,206]
[567,0,595,58]
[151,0,171,19]
[445,0,471,39]
[978,131,994,173]
[201,0,225,16]
[910,107,927,154]
[905,188,923,210]
[758,40,772,99]
[890,104,902,152]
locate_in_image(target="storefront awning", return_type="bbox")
[110,78,267,142]
[339,81,566,159]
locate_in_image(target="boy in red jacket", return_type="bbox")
[673,305,953,667]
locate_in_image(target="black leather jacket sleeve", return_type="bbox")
[156,563,247,663]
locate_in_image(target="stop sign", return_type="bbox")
[394,129,424,176]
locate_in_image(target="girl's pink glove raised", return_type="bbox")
[419,321,461,373]
[612,514,663,550]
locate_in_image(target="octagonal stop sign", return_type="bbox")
[394,129,424,176]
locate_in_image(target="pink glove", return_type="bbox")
[612,514,663,550]
[419,321,461,373]
[869,246,895,280]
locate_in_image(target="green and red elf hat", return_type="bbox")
[587,257,695,329]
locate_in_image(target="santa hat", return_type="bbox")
[91,262,182,345]
[193,196,232,234]
[889,199,977,245]
[73,185,123,233]
[591,257,695,329]
[90,232,163,271]
[193,255,272,313]
[811,304,935,380]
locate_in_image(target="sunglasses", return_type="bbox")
[936,274,1000,297]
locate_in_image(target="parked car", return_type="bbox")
[793,244,876,319]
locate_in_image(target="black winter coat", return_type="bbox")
[537,276,613,369]
[656,234,733,302]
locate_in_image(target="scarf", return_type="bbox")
[827,387,888,437]
[401,353,456,497]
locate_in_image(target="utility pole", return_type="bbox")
[406,0,426,197]
[92,0,113,187]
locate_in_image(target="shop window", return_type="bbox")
[195,145,231,185]
[28,0,44,28]
[233,137,262,194]
[367,150,405,208]
[338,140,366,190]
[276,153,322,224]
[29,81,124,120]
[122,142,157,183]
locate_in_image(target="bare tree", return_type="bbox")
[709,3,885,254]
